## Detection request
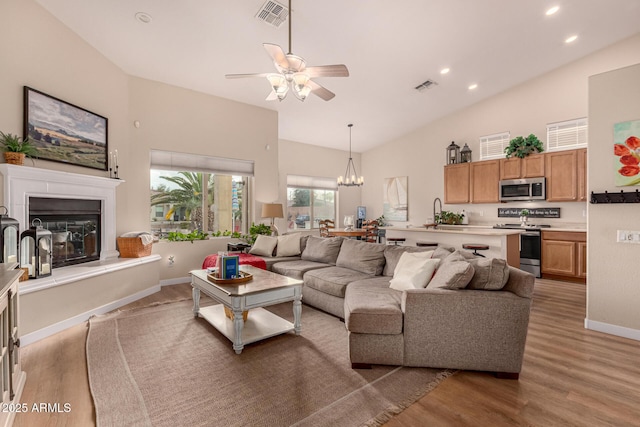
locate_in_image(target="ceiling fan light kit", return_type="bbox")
[226,0,348,102]
[338,124,364,187]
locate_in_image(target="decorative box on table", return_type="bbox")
[117,232,154,258]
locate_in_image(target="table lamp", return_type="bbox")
[261,203,284,236]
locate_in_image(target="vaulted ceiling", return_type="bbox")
[36,0,640,152]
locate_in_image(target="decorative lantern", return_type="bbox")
[0,206,20,264]
[460,143,472,163]
[20,218,53,279]
[447,141,461,164]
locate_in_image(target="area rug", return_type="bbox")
[87,300,452,427]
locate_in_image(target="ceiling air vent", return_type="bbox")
[414,79,438,92]
[255,0,289,28]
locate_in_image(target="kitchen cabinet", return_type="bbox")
[470,160,500,203]
[577,148,587,201]
[541,231,586,282]
[0,265,26,427]
[545,150,578,201]
[499,154,545,180]
[444,163,470,204]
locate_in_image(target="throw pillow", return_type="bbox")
[467,258,510,290]
[301,236,344,264]
[276,233,301,257]
[427,259,475,290]
[249,234,278,257]
[389,251,439,291]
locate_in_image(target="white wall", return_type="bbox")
[587,62,640,336]
[361,34,640,228]
[0,1,280,333]
[278,139,362,228]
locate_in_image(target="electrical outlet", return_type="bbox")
[168,255,175,267]
[617,230,640,244]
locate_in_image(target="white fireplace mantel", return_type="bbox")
[0,164,124,260]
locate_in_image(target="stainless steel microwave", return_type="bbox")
[499,177,546,201]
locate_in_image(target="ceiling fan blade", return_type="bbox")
[225,73,270,79]
[308,80,335,101]
[305,65,350,78]
[263,43,289,70]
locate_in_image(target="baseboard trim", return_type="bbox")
[20,284,161,346]
[585,318,640,341]
[160,276,190,286]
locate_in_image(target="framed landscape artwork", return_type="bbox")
[613,119,640,186]
[24,86,108,171]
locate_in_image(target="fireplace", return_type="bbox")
[29,197,101,268]
[0,164,123,271]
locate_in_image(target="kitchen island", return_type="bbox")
[383,226,522,267]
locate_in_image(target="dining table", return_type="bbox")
[327,228,367,238]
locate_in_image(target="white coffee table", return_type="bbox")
[190,265,303,354]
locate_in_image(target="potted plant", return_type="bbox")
[504,134,544,158]
[520,209,529,226]
[435,210,465,225]
[0,131,37,165]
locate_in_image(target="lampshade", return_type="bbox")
[261,203,284,236]
[267,74,289,100]
[261,203,284,219]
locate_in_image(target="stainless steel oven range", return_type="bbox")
[493,223,551,278]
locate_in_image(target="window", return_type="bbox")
[479,131,510,160]
[547,118,588,151]
[149,150,253,238]
[287,175,337,230]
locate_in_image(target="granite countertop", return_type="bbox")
[0,263,22,294]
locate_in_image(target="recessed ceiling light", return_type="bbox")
[440,68,450,75]
[135,12,153,24]
[565,35,578,44]
[546,6,559,16]
[468,83,478,90]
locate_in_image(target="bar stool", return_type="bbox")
[462,243,489,257]
[416,241,438,248]
[387,237,406,246]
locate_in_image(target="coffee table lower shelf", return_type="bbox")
[199,304,295,347]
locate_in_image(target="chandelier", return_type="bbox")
[337,124,364,187]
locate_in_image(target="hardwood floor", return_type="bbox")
[14,279,640,427]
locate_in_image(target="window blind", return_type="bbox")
[479,132,510,160]
[287,174,338,190]
[150,150,254,176]
[547,118,588,151]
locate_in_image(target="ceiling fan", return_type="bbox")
[225,0,349,102]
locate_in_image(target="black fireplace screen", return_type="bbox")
[29,197,101,268]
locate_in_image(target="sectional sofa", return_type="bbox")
[249,234,534,378]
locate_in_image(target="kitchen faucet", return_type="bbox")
[432,197,442,228]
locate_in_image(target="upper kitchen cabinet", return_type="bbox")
[470,160,500,203]
[499,154,545,180]
[545,150,578,201]
[444,163,470,204]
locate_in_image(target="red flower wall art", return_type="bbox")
[614,119,640,186]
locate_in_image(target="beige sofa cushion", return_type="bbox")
[335,239,386,275]
[276,233,301,257]
[427,251,475,289]
[303,266,373,298]
[249,234,277,257]
[383,245,437,276]
[389,252,438,291]
[467,258,510,290]
[301,236,343,264]
[344,278,403,335]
